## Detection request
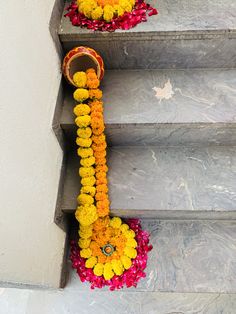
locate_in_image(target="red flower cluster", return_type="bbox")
[70,219,153,290]
[65,1,158,32]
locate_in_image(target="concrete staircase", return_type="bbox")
[57,0,236,301]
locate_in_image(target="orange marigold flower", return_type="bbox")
[89,89,103,100]
[90,102,103,113]
[95,192,108,201]
[92,126,105,135]
[96,184,108,193]
[95,156,106,165]
[86,68,96,74]
[98,255,107,264]
[97,199,110,217]
[91,117,104,129]
[96,177,108,185]
[95,165,108,173]
[94,150,107,159]
[92,134,106,145]
[93,216,110,231]
[95,171,107,180]
[92,142,107,152]
[87,72,100,89]
[91,111,103,120]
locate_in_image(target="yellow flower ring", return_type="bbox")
[65,0,158,32]
[63,48,152,290]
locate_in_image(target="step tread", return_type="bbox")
[61,68,236,126]
[62,145,236,218]
[68,219,236,293]
[59,0,236,39]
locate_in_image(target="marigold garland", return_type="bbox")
[70,69,152,289]
[65,0,158,32]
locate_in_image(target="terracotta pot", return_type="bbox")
[62,46,105,87]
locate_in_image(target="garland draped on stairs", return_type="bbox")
[63,49,152,290]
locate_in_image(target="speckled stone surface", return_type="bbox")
[59,0,236,68]
[1,288,236,314]
[61,69,236,146]
[61,146,236,219]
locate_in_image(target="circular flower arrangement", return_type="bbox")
[65,0,158,31]
[67,66,152,289]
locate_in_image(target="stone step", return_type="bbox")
[59,0,236,69]
[61,145,236,219]
[68,219,236,294]
[61,68,236,146]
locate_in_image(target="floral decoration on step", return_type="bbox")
[68,68,152,289]
[65,0,157,31]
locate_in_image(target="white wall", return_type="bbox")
[0,1,66,287]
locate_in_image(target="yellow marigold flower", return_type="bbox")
[73,104,90,116]
[75,204,98,226]
[109,217,122,229]
[124,229,135,239]
[75,115,91,128]
[80,156,95,167]
[111,259,123,276]
[103,5,114,21]
[124,247,137,259]
[80,224,93,232]
[76,137,92,148]
[119,0,132,12]
[73,72,87,88]
[77,127,92,139]
[85,256,97,268]
[91,6,103,20]
[80,248,92,258]
[78,238,91,249]
[77,193,94,205]
[114,4,124,16]
[79,1,95,18]
[79,228,93,239]
[78,138,91,148]
[120,223,129,232]
[77,147,93,158]
[81,176,96,187]
[126,238,137,248]
[93,263,104,276]
[120,255,132,270]
[80,186,96,197]
[79,166,95,178]
[103,262,114,280]
[73,88,89,102]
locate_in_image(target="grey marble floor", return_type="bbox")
[67,220,236,293]
[62,146,236,219]
[60,0,236,35]
[1,220,236,313]
[1,287,236,314]
[61,68,236,146]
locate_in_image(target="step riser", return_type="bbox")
[62,125,236,147]
[64,208,236,220]
[61,37,236,69]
